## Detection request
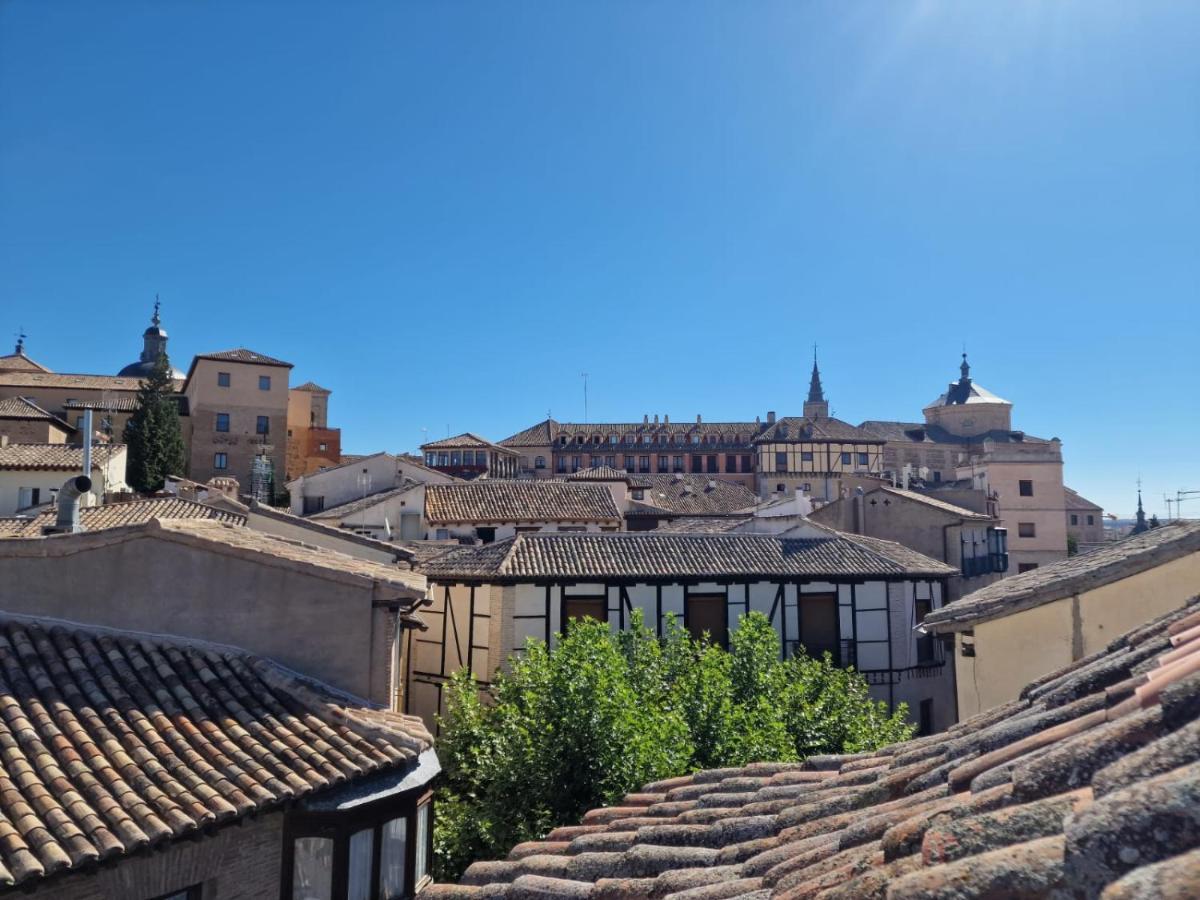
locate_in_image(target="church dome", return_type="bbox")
[119,300,185,379]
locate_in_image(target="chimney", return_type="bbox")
[767,411,776,424]
[851,486,865,534]
[654,414,659,425]
[643,414,649,425]
[755,415,761,426]
[664,414,669,424]
[44,475,92,535]
[696,414,702,424]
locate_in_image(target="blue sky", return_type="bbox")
[2,2,1196,518]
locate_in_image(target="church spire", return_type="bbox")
[14,328,25,355]
[960,352,971,383]
[1132,487,1149,535]
[803,345,830,419]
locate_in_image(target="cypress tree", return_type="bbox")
[123,352,186,493]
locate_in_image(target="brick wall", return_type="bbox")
[39,812,284,900]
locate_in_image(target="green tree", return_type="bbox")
[122,352,186,493]
[434,611,913,880]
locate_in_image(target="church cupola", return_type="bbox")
[803,348,829,419]
[118,297,185,379]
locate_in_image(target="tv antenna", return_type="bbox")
[581,372,589,421]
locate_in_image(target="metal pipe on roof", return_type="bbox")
[45,475,92,535]
[81,408,93,476]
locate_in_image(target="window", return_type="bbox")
[303,496,325,514]
[571,455,581,472]
[414,801,431,887]
[16,487,40,509]
[378,815,407,899]
[535,456,546,469]
[638,455,650,473]
[776,483,785,492]
[1018,522,1036,538]
[217,371,231,387]
[318,442,328,452]
[918,699,934,737]
[624,455,635,471]
[564,596,606,624]
[801,451,814,462]
[1087,515,1095,526]
[214,453,228,470]
[658,455,669,472]
[741,455,753,473]
[933,471,942,483]
[291,836,333,900]
[691,454,702,471]
[605,455,615,467]
[725,454,737,473]
[556,457,567,473]
[435,528,450,540]
[691,435,701,444]
[1019,480,1033,497]
[215,412,230,432]
[915,598,935,664]
[775,451,788,472]
[259,375,271,391]
[256,415,270,435]
[857,453,869,466]
[609,434,618,444]
[425,452,436,466]
[1018,562,1039,573]
[686,594,728,647]
[703,455,716,473]
[1070,514,1079,526]
[632,489,644,500]
[799,593,839,661]
[673,455,684,472]
[840,452,851,465]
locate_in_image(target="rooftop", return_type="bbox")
[291,380,330,393]
[0,518,427,595]
[0,442,125,471]
[627,474,759,517]
[0,496,245,537]
[924,521,1200,632]
[248,500,417,562]
[0,371,147,392]
[0,397,72,430]
[1064,487,1105,512]
[755,415,882,444]
[417,531,955,582]
[432,595,1200,900]
[0,610,431,891]
[652,515,754,534]
[858,419,1051,446]
[425,481,622,525]
[422,432,517,453]
[873,485,994,521]
[307,479,422,521]
[192,348,293,367]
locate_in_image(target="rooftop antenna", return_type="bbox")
[581,372,589,421]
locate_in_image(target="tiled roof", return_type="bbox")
[0,351,51,374]
[1064,487,1104,512]
[432,597,1200,900]
[0,611,431,891]
[499,419,558,447]
[0,397,72,431]
[421,432,515,452]
[2,518,427,593]
[0,442,124,471]
[0,371,144,391]
[755,416,882,444]
[859,420,1052,447]
[417,531,955,582]
[501,419,767,449]
[308,480,422,521]
[875,486,994,521]
[292,381,330,393]
[62,396,140,411]
[425,481,621,525]
[193,348,293,367]
[925,521,1200,632]
[566,466,635,482]
[0,497,245,537]
[653,516,754,534]
[627,475,759,517]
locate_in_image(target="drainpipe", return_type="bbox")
[45,475,92,535]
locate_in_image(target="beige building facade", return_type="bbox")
[182,349,292,495]
[924,520,1200,720]
[0,441,128,515]
[286,380,341,480]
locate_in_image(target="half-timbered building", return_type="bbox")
[408,529,958,735]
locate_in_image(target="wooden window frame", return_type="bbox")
[281,788,433,900]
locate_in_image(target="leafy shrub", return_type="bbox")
[433,610,913,880]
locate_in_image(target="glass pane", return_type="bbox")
[379,816,408,899]
[292,836,333,900]
[415,803,431,885]
[348,828,373,900]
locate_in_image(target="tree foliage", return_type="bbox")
[434,611,913,880]
[122,352,186,493]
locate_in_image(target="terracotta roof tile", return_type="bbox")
[430,595,1200,900]
[0,372,144,391]
[424,482,621,525]
[0,612,430,890]
[0,397,67,424]
[0,443,124,471]
[421,432,515,452]
[418,532,954,582]
[0,496,244,537]
[193,348,292,367]
[626,475,759,517]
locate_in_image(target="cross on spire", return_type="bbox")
[152,294,161,327]
[14,327,25,354]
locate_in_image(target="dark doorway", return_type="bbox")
[799,593,839,661]
[686,593,728,647]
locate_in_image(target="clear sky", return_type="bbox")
[2,2,1197,519]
